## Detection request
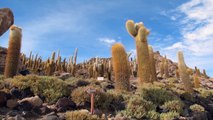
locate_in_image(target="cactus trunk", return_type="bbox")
[111,43,130,91]
[4,25,22,78]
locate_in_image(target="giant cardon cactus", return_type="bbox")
[177,51,193,93]
[111,43,130,91]
[126,20,151,85]
[4,25,22,78]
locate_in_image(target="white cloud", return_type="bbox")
[165,42,185,50]
[174,0,213,56]
[162,0,213,76]
[99,37,117,47]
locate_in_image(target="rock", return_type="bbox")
[39,106,52,115]
[0,91,6,107]
[0,8,14,36]
[58,73,71,80]
[10,88,22,99]
[18,96,43,107]
[7,99,18,109]
[21,88,34,99]
[14,114,26,120]
[56,97,76,112]
[17,101,33,111]
[7,110,19,117]
[19,69,30,76]
[57,113,65,120]
[191,112,208,120]
[32,106,42,115]
[45,112,60,120]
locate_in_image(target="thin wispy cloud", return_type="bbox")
[160,0,213,76]
[99,37,117,47]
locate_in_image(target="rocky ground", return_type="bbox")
[0,73,212,120]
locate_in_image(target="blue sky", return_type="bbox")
[0,0,213,77]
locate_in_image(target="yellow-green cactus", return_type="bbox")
[126,20,151,85]
[164,56,169,78]
[177,51,193,93]
[193,73,200,88]
[203,69,208,78]
[148,45,157,82]
[4,25,22,78]
[111,43,130,91]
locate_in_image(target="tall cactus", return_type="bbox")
[177,51,193,93]
[126,20,151,85]
[4,25,22,78]
[203,69,208,78]
[148,45,157,82]
[111,43,130,91]
[193,72,200,88]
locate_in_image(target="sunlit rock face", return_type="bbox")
[0,8,14,36]
[0,47,7,74]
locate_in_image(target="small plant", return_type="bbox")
[140,87,179,106]
[161,100,184,114]
[160,112,180,120]
[71,86,125,111]
[146,110,160,120]
[6,75,69,103]
[65,78,90,87]
[65,110,104,120]
[190,104,205,112]
[195,88,213,98]
[122,96,156,119]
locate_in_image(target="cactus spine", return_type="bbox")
[177,51,193,93]
[4,25,22,78]
[111,43,130,91]
[126,20,151,85]
[148,45,157,82]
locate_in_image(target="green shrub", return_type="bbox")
[161,100,184,114]
[190,104,205,112]
[140,87,179,106]
[71,86,125,111]
[160,112,180,120]
[195,88,213,98]
[6,75,69,103]
[146,110,160,120]
[71,86,90,106]
[122,96,156,119]
[65,110,104,120]
[65,78,90,87]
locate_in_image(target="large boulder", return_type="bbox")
[0,8,14,36]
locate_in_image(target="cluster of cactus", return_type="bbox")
[4,25,22,78]
[20,48,78,76]
[126,20,157,85]
[87,57,112,80]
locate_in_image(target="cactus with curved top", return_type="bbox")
[126,20,151,85]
